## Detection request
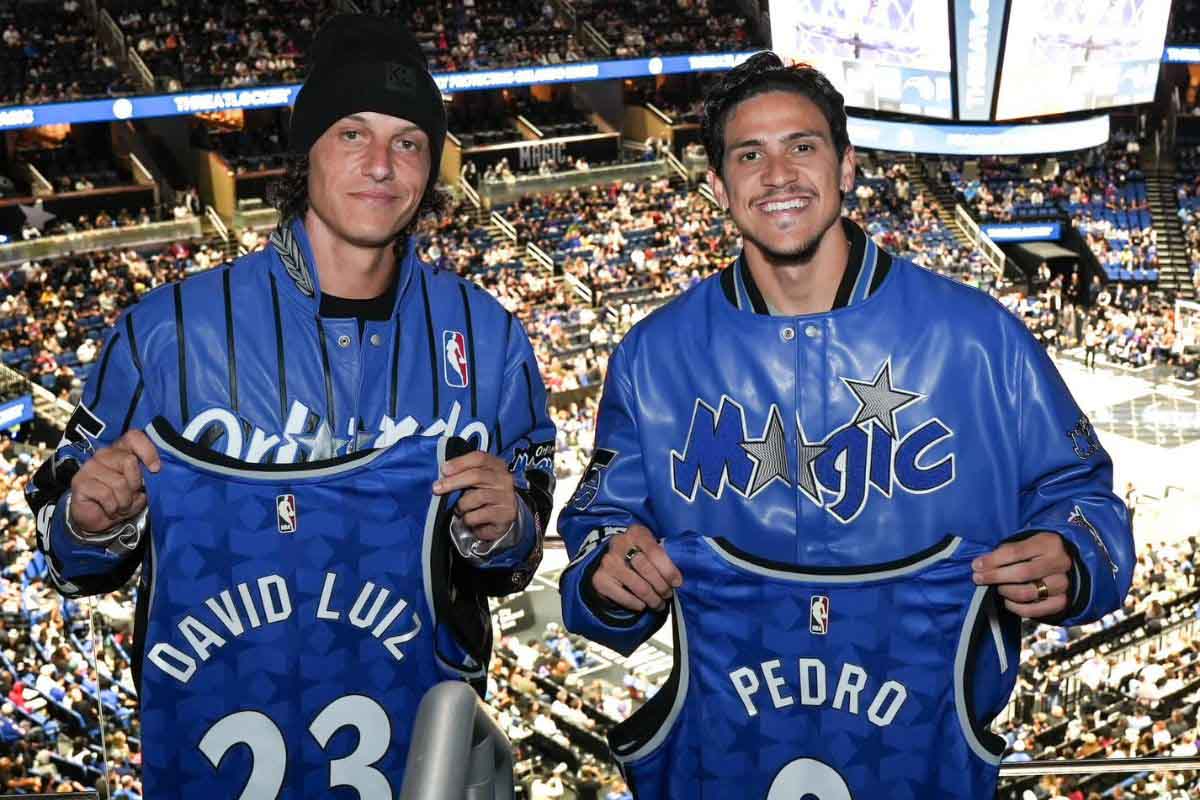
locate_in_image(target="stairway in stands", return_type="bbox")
[1145,169,1195,299]
[893,153,974,250]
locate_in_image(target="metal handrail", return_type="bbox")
[697,183,719,208]
[205,205,229,242]
[460,177,481,209]
[27,163,52,195]
[955,203,1004,278]
[999,756,1200,778]
[664,151,689,183]
[526,242,555,274]
[582,21,610,55]
[129,152,153,185]
[127,47,154,90]
[562,269,593,303]
[399,682,513,800]
[490,212,518,242]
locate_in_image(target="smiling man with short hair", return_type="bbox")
[558,51,1133,799]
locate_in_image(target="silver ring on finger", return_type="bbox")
[624,545,644,568]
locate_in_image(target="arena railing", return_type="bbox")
[955,203,1006,278]
[491,212,518,242]
[0,217,203,267]
[664,150,689,183]
[582,21,611,56]
[127,47,154,92]
[526,242,557,275]
[997,755,1200,798]
[460,177,482,209]
[478,160,669,206]
[399,681,514,800]
[205,204,229,242]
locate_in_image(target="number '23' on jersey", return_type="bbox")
[137,419,482,799]
[609,533,1020,799]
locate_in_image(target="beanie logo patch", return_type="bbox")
[385,63,417,93]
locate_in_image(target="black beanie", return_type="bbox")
[290,14,446,189]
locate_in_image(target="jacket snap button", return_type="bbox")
[805,325,820,338]
[781,327,795,342]
[369,334,382,346]
[337,335,351,348]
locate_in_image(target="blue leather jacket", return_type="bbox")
[27,217,556,600]
[558,220,1133,656]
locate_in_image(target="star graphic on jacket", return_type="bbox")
[842,361,922,439]
[795,416,828,505]
[740,405,791,495]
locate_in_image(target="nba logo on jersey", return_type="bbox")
[276,494,297,533]
[809,595,829,635]
[443,330,469,388]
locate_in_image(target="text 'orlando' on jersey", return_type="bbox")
[137,419,483,800]
[558,220,1133,656]
[28,216,555,598]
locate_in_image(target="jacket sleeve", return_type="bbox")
[462,313,555,596]
[24,311,154,597]
[1014,332,1134,625]
[557,341,667,656]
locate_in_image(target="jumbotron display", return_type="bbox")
[768,0,954,119]
[994,0,1172,119]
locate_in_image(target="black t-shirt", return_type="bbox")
[319,279,398,337]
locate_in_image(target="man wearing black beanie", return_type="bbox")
[26,13,555,798]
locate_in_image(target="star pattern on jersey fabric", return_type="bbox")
[740,405,792,495]
[293,421,350,461]
[795,416,829,505]
[841,361,923,439]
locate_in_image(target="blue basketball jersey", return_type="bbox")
[136,418,484,800]
[609,533,1020,799]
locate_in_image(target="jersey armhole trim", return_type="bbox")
[955,585,1011,764]
[608,594,689,765]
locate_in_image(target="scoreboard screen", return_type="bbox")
[769,0,954,119]
[994,0,1171,120]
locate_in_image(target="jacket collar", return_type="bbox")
[721,218,892,315]
[268,216,418,317]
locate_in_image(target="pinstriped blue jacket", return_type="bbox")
[27,216,555,603]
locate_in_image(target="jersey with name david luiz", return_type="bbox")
[25,216,557,674]
[557,221,1134,762]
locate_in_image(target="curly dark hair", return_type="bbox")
[266,152,447,252]
[701,51,850,178]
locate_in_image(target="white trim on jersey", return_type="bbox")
[144,420,394,481]
[701,535,963,584]
[954,586,1007,766]
[611,593,691,765]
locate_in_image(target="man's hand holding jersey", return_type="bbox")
[593,525,1075,621]
[67,431,161,536]
[591,524,682,613]
[972,532,1075,619]
[434,451,519,542]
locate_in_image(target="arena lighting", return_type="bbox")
[981,222,1064,241]
[1164,45,1200,62]
[0,52,759,132]
[846,114,1109,155]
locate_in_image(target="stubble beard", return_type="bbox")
[747,201,842,267]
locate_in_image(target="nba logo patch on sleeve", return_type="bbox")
[276,494,297,534]
[809,595,829,635]
[443,330,469,388]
